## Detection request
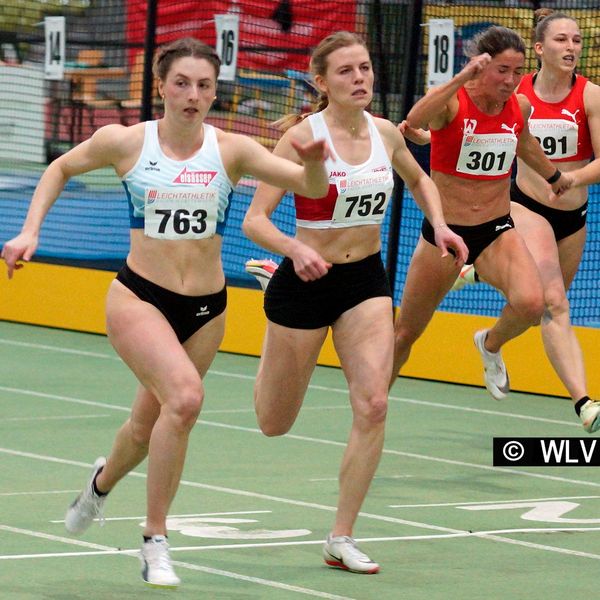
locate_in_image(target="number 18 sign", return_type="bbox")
[427,19,454,88]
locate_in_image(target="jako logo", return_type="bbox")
[329,171,347,177]
[173,167,216,185]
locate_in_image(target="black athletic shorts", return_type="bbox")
[264,251,392,329]
[421,214,515,265]
[116,264,227,343]
[510,181,587,241]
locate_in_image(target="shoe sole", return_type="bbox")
[474,331,509,400]
[323,553,380,574]
[143,581,180,589]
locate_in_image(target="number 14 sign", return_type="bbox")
[427,18,454,88]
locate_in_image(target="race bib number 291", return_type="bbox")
[144,188,218,240]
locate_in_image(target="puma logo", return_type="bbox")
[561,108,580,123]
[501,123,517,135]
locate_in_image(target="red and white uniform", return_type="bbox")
[517,72,592,162]
[294,111,394,229]
[430,87,524,181]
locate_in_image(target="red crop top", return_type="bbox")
[430,87,524,180]
[517,72,592,162]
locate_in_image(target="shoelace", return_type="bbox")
[334,537,372,562]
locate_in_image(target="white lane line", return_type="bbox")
[0,414,109,422]
[50,510,272,524]
[390,495,600,508]
[0,337,577,427]
[0,490,80,497]
[0,386,594,489]
[0,524,355,600]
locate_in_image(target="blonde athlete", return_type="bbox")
[1,37,329,588]
[243,31,466,574]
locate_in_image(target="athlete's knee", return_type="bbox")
[129,418,152,448]
[164,378,204,431]
[543,286,570,322]
[354,391,388,427]
[513,292,545,325]
[393,320,421,351]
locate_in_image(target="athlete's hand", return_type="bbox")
[549,171,573,200]
[434,225,468,266]
[1,232,39,279]
[398,120,431,146]
[289,241,332,282]
[459,53,492,81]
[291,138,333,163]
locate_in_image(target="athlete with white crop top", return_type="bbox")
[390,26,573,402]
[1,37,330,588]
[242,31,467,574]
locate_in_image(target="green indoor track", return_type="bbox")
[0,321,598,599]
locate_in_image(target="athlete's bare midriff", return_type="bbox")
[432,171,511,225]
[126,229,225,295]
[296,224,382,264]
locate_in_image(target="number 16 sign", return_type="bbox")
[427,19,454,88]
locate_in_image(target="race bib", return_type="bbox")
[456,132,516,176]
[331,170,394,226]
[144,187,218,240]
[528,119,578,159]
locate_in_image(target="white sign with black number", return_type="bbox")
[44,16,65,80]
[427,18,454,88]
[215,14,239,82]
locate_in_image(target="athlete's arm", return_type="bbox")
[242,126,331,281]
[561,82,600,188]
[406,53,491,131]
[382,120,468,264]
[515,95,571,195]
[1,124,133,278]
[225,128,329,199]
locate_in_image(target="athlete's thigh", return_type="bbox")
[557,226,586,289]
[510,202,564,290]
[183,311,226,378]
[333,297,394,398]
[396,237,460,332]
[106,281,200,403]
[255,320,328,410]
[475,228,543,302]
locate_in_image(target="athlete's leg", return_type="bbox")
[254,321,328,435]
[391,237,461,388]
[331,297,393,536]
[104,279,225,537]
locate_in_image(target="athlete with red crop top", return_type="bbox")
[243,31,467,574]
[499,10,600,432]
[390,26,572,400]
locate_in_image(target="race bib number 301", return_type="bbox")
[456,132,517,177]
[144,188,218,240]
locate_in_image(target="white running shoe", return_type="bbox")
[245,258,278,291]
[140,535,181,588]
[580,399,600,434]
[65,457,107,535]
[323,534,380,574]
[474,330,510,400]
[451,264,478,292]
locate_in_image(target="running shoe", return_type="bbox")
[451,264,479,292]
[323,534,380,574]
[245,258,278,291]
[140,535,181,588]
[474,329,510,400]
[65,456,107,535]
[580,399,600,434]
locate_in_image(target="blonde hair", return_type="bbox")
[274,31,368,132]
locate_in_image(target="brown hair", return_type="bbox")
[275,31,368,132]
[464,25,526,60]
[532,8,577,44]
[153,37,221,81]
